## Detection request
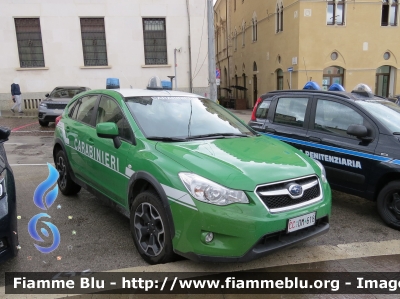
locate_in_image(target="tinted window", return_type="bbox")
[96,97,132,141]
[314,99,364,137]
[274,97,309,127]
[75,95,98,125]
[126,96,255,138]
[256,100,272,119]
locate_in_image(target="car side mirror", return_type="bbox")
[45,93,50,97]
[96,122,121,149]
[347,124,372,141]
[0,127,11,142]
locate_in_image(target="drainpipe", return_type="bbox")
[186,0,193,92]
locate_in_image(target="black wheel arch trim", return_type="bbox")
[128,171,175,239]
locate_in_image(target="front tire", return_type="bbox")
[39,120,49,127]
[130,191,175,264]
[55,150,81,195]
[377,180,400,230]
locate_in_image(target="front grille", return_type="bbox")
[47,103,67,110]
[255,175,322,212]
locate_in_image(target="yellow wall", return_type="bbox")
[215,0,400,108]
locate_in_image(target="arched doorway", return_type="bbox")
[376,65,395,97]
[323,66,344,90]
[276,69,283,90]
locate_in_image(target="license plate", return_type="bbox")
[54,109,61,113]
[287,212,316,233]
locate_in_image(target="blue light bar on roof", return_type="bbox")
[328,83,345,91]
[303,81,321,90]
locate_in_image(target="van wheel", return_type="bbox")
[377,180,400,230]
[39,120,49,127]
[130,191,175,264]
[55,150,81,195]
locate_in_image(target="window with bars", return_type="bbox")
[14,18,45,68]
[327,0,345,25]
[80,18,108,66]
[143,18,168,65]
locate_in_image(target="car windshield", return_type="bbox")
[357,100,400,134]
[125,96,256,139]
[50,88,86,98]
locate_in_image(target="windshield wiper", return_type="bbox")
[147,136,188,142]
[393,132,400,135]
[190,133,249,140]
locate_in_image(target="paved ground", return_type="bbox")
[1,109,400,299]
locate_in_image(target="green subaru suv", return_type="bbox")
[53,78,331,264]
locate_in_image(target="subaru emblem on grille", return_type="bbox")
[288,184,303,197]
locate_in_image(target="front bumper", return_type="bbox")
[170,180,332,262]
[0,197,18,263]
[176,216,329,262]
[38,107,66,122]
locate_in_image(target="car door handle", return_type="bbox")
[309,136,321,143]
[87,138,94,145]
[264,127,276,133]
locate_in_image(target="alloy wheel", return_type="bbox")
[56,155,67,190]
[134,202,165,256]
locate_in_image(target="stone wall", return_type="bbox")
[0,92,45,110]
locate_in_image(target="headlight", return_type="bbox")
[179,173,249,206]
[39,103,47,108]
[313,159,327,183]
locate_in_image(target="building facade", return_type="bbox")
[0,0,209,108]
[215,0,400,108]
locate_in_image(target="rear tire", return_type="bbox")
[130,191,176,264]
[377,180,400,230]
[39,120,49,127]
[55,150,81,195]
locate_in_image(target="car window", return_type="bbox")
[96,96,133,141]
[356,100,400,134]
[50,88,86,98]
[273,97,309,127]
[75,95,98,125]
[314,99,364,137]
[256,99,272,119]
[125,96,255,138]
[68,100,80,118]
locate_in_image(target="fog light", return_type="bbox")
[205,232,214,243]
[0,240,4,248]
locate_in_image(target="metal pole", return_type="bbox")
[207,0,217,102]
[174,49,178,90]
[290,72,292,90]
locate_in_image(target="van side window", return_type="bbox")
[273,97,309,127]
[314,99,364,137]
